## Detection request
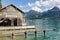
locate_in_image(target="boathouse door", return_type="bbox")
[14,18,17,26]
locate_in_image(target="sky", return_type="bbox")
[1,0,60,12]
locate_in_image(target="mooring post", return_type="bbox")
[24,31,27,38]
[35,31,37,37]
[11,32,14,40]
[43,30,46,38]
[34,30,38,40]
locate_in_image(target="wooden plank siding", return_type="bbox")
[0,4,26,26]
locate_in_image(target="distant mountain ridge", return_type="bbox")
[25,7,60,19]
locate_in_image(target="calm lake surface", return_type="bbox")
[25,19,60,40]
[0,19,60,40]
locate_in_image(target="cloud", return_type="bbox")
[28,3,34,7]
[35,1,41,7]
[42,1,49,6]
[28,0,60,12]
[28,1,42,12]
[19,5,24,8]
[32,6,43,12]
[57,5,60,9]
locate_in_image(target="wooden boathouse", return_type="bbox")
[0,4,26,26]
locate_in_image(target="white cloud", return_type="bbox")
[19,5,24,8]
[28,3,34,7]
[54,0,60,4]
[28,3,31,7]
[28,0,60,12]
[28,1,41,7]
[32,6,43,12]
[57,5,60,9]
[42,1,49,6]
[35,1,41,7]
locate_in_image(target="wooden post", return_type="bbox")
[35,31,37,37]
[34,31,37,40]
[43,30,46,38]
[24,32,27,38]
[11,32,14,40]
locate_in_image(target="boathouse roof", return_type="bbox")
[0,4,24,14]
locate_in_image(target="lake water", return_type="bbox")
[0,19,60,40]
[25,19,60,40]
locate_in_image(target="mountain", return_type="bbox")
[25,7,60,19]
[51,7,60,11]
[25,10,42,19]
[41,7,60,19]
